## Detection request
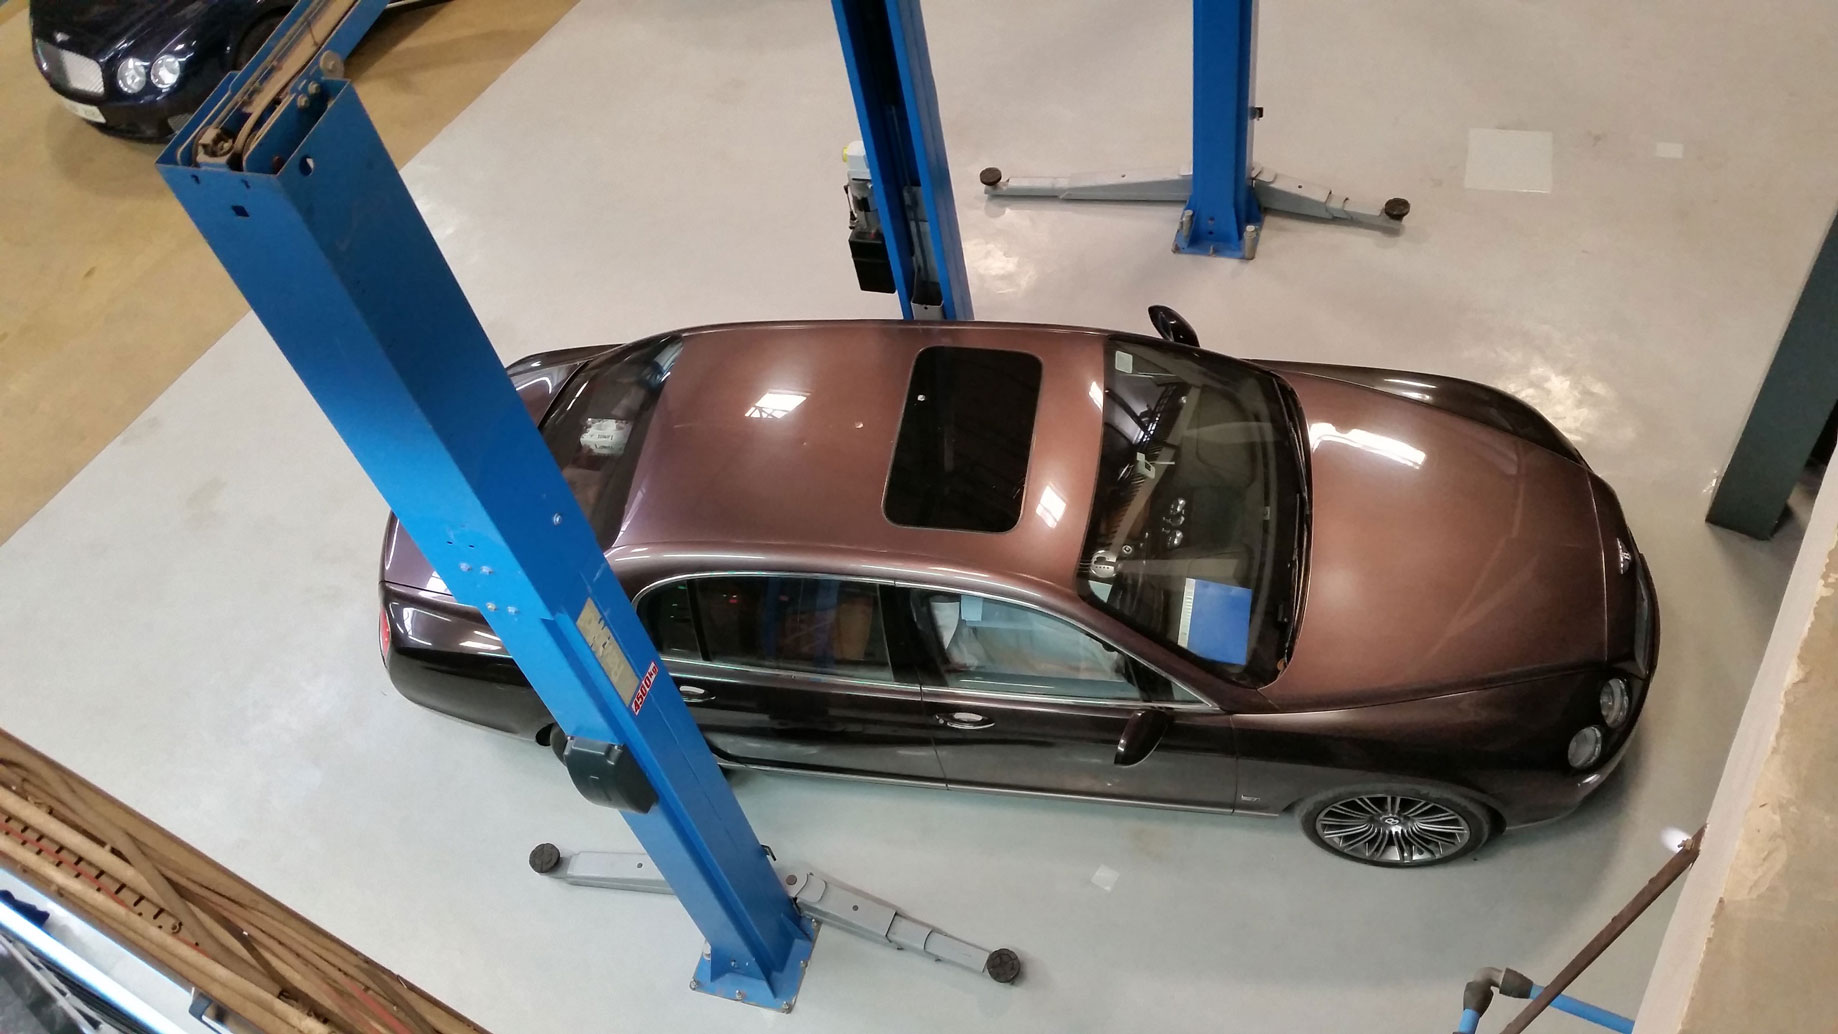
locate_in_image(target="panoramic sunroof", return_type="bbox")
[883,345,1043,533]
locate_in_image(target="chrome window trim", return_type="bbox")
[666,657,922,698]
[919,683,1217,714]
[631,571,1221,713]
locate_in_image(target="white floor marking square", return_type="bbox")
[1464,128,1554,192]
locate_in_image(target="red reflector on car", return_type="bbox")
[379,606,392,659]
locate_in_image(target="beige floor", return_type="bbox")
[0,0,577,544]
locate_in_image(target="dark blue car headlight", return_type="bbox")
[116,56,148,94]
[151,54,184,90]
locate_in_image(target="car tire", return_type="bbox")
[234,12,288,69]
[1299,784,1494,868]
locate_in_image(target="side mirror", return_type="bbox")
[1147,305,1199,348]
[1114,709,1172,767]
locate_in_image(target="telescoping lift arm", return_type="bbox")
[530,845,1023,985]
[157,0,816,1011]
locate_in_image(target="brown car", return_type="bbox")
[378,317,1657,868]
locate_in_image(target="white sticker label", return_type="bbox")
[579,418,630,456]
[1114,351,1134,374]
[1177,578,1196,649]
[575,598,638,703]
[959,595,984,623]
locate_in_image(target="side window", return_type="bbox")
[917,592,1142,701]
[697,577,892,679]
[638,581,700,660]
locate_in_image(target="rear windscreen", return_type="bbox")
[883,346,1042,533]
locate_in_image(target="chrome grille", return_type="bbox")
[34,40,106,98]
[1631,552,1655,677]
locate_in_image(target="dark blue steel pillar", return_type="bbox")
[834,0,972,319]
[1175,0,1262,258]
[157,77,811,1009]
[1707,209,1838,538]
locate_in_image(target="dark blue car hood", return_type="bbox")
[30,0,210,55]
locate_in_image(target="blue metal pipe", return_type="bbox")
[1530,986,1636,1033]
[1455,1007,1481,1034]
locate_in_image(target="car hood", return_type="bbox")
[29,0,199,55]
[1262,370,1607,711]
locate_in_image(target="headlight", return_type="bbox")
[1567,726,1606,770]
[116,57,148,94]
[1599,677,1631,728]
[150,54,183,90]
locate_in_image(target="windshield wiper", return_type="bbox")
[1275,378,1312,659]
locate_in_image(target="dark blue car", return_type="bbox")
[29,0,299,139]
[28,0,433,140]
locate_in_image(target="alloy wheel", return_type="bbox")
[1314,793,1472,865]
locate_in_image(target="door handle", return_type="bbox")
[936,711,993,731]
[678,684,715,704]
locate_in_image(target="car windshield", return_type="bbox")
[1079,338,1307,686]
[541,336,684,546]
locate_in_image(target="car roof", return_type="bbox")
[608,321,1110,602]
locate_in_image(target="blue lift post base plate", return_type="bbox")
[1173,201,1263,259]
[692,919,818,1012]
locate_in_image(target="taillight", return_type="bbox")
[378,606,392,659]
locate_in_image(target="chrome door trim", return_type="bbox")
[919,684,1219,713]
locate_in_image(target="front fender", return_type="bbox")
[1260,361,1583,464]
[1230,668,1615,825]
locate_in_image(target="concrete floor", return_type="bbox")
[0,0,578,543]
[2,0,1836,1031]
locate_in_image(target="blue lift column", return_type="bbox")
[834,0,972,320]
[977,0,1409,257]
[1176,0,1261,258]
[156,0,812,1012]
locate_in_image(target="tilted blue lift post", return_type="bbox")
[832,0,972,319]
[156,0,813,1011]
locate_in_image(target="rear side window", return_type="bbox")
[541,336,684,546]
[696,577,891,679]
[883,346,1042,533]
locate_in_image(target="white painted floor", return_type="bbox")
[5,0,1837,1031]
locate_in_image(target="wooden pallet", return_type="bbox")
[0,728,491,1034]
